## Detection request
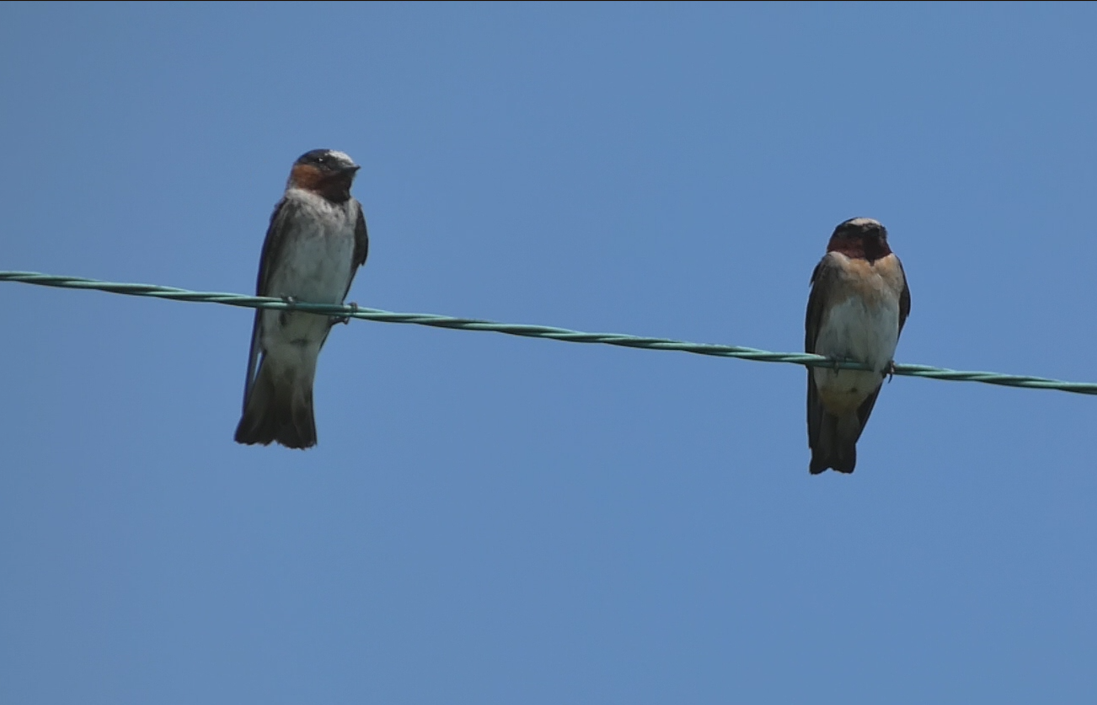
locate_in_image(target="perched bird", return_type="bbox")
[234,149,368,449]
[805,218,910,474]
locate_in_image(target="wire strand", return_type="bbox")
[3,270,1095,396]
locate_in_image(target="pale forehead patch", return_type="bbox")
[326,150,356,166]
[844,217,882,228]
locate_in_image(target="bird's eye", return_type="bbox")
[316,156,327,164]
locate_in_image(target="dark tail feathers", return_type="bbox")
[234,361,317,449]
[809,411,859,474]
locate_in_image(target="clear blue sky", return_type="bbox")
[2,3,1096,702]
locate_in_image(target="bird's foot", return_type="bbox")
[885,360,897,383]
[333,301,359,325]
[278,296,298,327]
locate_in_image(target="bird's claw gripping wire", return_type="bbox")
[278,295,298,326]
[334,301,358,325]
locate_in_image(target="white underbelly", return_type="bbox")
[813,297,899,411]
[262,223,355,361]
[268,233,355,304]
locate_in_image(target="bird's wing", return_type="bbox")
[805,255,842,449]
[896,256,911,339]
[241,197,300,410]
[341,201,369,303]
[805,254,841,354]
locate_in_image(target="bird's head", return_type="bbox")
[827,217,892,262]
[288,149,361,203]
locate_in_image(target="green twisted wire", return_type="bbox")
[3,270,1094,396]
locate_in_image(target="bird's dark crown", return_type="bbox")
[294,149,359,174]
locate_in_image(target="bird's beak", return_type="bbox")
[341,164,361,175]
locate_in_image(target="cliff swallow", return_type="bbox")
[805,218,910,474]
[234,149,369,449]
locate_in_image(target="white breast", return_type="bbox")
[259,189,359,367]
[814,296,899,374]
[812,295,899,412]
[266,188,357,305]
